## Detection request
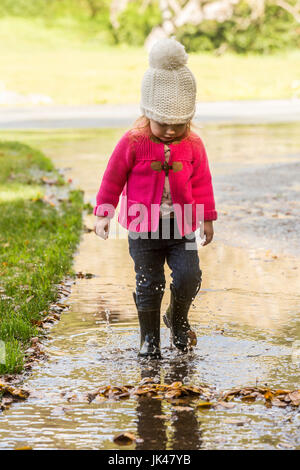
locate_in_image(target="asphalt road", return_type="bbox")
[0,100,300,129]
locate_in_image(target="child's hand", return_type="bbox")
[94,216,110,240]
[202,221,214,246]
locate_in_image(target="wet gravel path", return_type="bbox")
[214,161,300,256]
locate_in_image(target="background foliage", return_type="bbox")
[0,0,299,53]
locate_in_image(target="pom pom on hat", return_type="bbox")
[149,38,188,70]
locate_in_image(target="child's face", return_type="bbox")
[150,119,188,143]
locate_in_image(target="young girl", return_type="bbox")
[94,38,217,359]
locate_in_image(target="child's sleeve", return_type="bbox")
[191,137,218,221]
[93,131,135,218]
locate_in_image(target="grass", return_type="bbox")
[0,140,84,375]
[0,17,299,104]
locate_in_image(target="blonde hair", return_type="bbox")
[129,115,201,143]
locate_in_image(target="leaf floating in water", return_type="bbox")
[271,398,288,408]
[221,386,300,408]
[216,401,236,409]
[76,271,95,279]
[165,390,182,399]
[0,382,30,410]
[14,446,33,451]
[76,271,85,279]
[286,391,300,407]
[172,406,193,412]
[197,401,214,409]
[170,381,182,388]
[264,391,274,401]
[0,382,29,400]
[85,382,300,410]
[113,432,136,446]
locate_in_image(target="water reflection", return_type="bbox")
[135,358,202,450]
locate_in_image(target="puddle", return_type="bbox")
[0,125,299,450]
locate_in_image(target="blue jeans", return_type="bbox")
[128,217,202,311]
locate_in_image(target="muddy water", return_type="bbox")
[0,125,299,450]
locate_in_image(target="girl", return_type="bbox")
[94,38,217,359]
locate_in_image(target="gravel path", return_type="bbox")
[214,161,300,256]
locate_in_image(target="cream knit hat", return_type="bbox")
[140,38,197,125]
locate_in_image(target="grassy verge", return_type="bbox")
[0,17,299,104]
[0,140,84,375]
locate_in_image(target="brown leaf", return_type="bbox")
[271,398,288,407]
[134,387,154,396]
[241,395,256,402]
[169,381,183,388]
[87,392,98,403]
[139,377,154,385]
[30,337,39,345]
[14,446,33,450]
[197,401,214,409]
[117,392,130,399]
[0,384,29,400]
[113,432,136,446]
[182,385,203,395]
[167,398,190,406]
[217,401,236,409]
[165,390,182,399]
[287,391,300,406]
[171,406,193,412]
[274,389,291,396]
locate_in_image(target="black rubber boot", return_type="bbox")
[163,284,197,352]
[133,292,161,359]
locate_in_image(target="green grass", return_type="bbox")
[0,17,299,104]
[0,140,84,375]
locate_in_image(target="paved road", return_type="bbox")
[0,100,300,129]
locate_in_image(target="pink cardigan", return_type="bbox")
[94,129,217,236]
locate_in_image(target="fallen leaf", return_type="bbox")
[171,406,193,412]
[169,381,183,388]
[264,391,274,401]
[278,442,294,449]
[271,398,288,408]
[14,446,33,451]
[197,401,214,409]
[287,391,300,406]
[217,401,235,409]
[165,390,182,399]
[113,432,136,446]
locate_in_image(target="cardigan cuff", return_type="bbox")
[93,203,115,219]
[204,210,218,221]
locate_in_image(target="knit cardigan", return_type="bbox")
[94,129,217,236]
